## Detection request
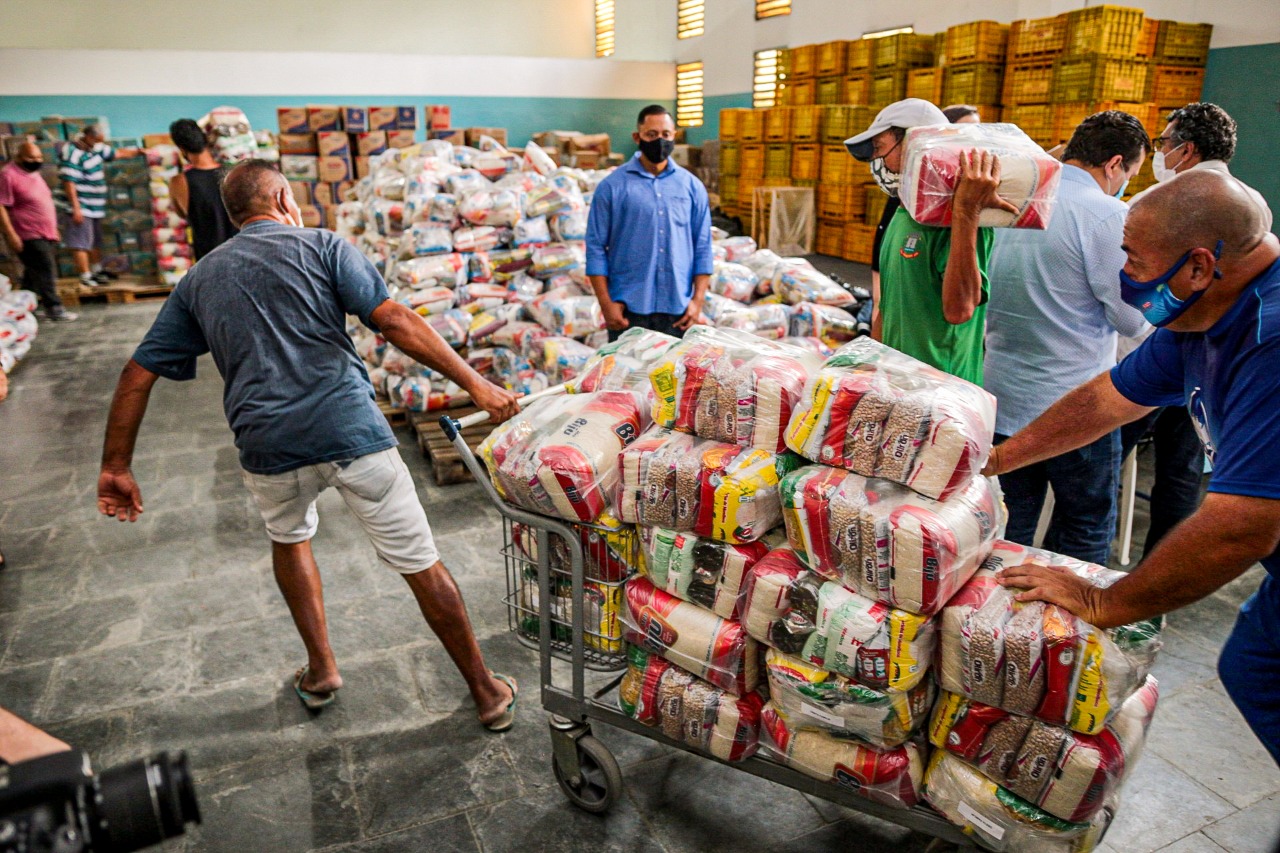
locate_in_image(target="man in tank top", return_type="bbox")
[167,118,237,261]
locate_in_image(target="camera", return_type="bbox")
[0,749,200,853]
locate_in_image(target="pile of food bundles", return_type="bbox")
[468,323,1162,851]
[0,274,39,373]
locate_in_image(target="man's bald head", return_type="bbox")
[1130,169,1268,263]
[17,141,41,161]
[221,159,291,227]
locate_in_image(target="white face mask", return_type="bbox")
[1152,143,1186,183]
[871,157,901,196]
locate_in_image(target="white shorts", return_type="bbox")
[241,448,440,573]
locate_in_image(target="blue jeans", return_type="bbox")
[607,307,684,343]
[1219,574,1280,765]
[995,430,1120,565]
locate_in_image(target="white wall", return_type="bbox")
[680,0,1280,95]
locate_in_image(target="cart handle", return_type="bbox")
[439,382,568,439]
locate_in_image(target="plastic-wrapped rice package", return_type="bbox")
[649,325,822,452]
[482,320,549,354]
[474,151,521,181]
[938,541,1163,735]
[502,270,543,302]
[616,427,796,544]
[764,649,934,749]
[379,347,429,377]
[389,375,469,413]
[740,249,784,296]
[511,510,638,585]
[776,264,856,308]
[394,253,467,288]
[717,236,757,263]
[452,226,502,253]
[524,182,582,218]
[491,347,549,396]
[401,286,457,315]
[540,336,595,384]
[522,139,557,176]
[354,332,386,366]
[511,551,624,652]
[428,193,458,223]
[759,704,924,808]
[366,366,389,396]
[445,170,487,195]
[618,645,765,761]
[621,576,760,696]
[569,327,679,394]
[781,336,834,356]
[785,337,997,501]
[788,302,860,347]
[424,309,471,348]
[490,247,535,281]
[456,283,510,312]
[514,215,551,247]
[468,251,496,283]
[478,390,646,522]
[922,751,1115,853]
[528,290,603,338]
[900,123,1063,230]
[780,466,1003,615]
[531,242,585,278]
[712,244,727,263]
[928,676,1157,823]
[552,208,589,242]
[404,222,453,256]
[712,262,759,302]
[701,292,750,324]
[459,188,522,227]
[715,303,791,340]
[740,548,935,691]
[639,527,771,620]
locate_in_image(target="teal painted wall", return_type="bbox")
[0,94,672,156]
[1201,43,1280,231]
[686,92,753,146]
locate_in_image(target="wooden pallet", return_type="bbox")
[411,407,492,486]
[56,276,172,307]
[377,398,409,427]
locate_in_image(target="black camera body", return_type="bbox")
[0,750,200,853]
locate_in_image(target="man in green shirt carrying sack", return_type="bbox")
[845,99,1016,385]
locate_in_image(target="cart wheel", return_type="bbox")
[552,735,622,814]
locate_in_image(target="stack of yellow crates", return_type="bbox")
[941,21,1009,120]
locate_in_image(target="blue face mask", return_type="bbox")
[1119,240,1223,327]
[1113,179,1130,199]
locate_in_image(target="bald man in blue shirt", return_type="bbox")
[586,104,714,341]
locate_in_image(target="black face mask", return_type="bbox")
[17,160,42,173]
[638,137,675,165]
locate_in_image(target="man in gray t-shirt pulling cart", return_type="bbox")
[98,160,523,729]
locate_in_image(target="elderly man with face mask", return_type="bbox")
[0,140,76,320]
[845,99,1015,385]
[97,160,524,730]
[987,170,1280,765]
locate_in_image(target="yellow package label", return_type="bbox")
[927,690,966,749]
[887,609,929,692]
[585,581,624,653]
[712,451,778,543]
[784,372,833,453]
[477,433,508,500]
[1069,630,1110,734]
[650,363,678,427]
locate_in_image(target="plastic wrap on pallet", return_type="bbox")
[785,337,997,501]
[621,576,760,696]
[780,466,1003,615]
[618,646,765,761]
[938,541,1163,735]
[899,123,1062,229]
[741,548,935,691]
[479,390,647,522]
[649,325,823,452]
[639,527,771,620]
[616,426,798,544]
[765,649,934,749]
[928,677,1157,824]
[922,751,1115,853]
[760,704,924,808]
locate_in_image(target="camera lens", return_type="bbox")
[95,751,201,852]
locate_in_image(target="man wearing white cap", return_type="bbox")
[846,99,1015,385]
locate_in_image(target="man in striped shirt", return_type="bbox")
[58,125,118,286]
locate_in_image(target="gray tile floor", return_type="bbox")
[1,299,1277,853]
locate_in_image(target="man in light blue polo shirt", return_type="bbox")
[985,111,1152,563]
[586,104,714,341]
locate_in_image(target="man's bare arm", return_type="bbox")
[0,707,70,764]
[98,359,160,521]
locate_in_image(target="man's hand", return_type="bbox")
[953,149,1020,218]
[71,207,85,225]
[997,563,1107,625]
[601,298,629,332]
[98,468,144,522]
[980,443,1005,477]
[673,299,705,331]
[471,381,521,425]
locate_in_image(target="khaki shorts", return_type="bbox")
[241,448,440,573]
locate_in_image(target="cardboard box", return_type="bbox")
[396,106,418,130]
[333,180,356,201]
[351,131,387,156]
[278,133,318,155]
[423,105,451,131]
[298,204,323,228]
[142,133,174,148]
[310,182,334,207]
[386,130,416,149]
[341,107,368,133]
[306,105,342,133]
[354,156,372,179]
[316,131,350,158]
[368,106,398,131]
[569,133,610,156]
[573,151,600,170]
[277,107,309,134]
[317,155,352,183]
[288,180,316,205]
[429,128,465,145]
[280,154,319,181]
[465,127,507,147]
[325,207,339,230]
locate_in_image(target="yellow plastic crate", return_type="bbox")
[790,105,824,142]
[1002,104,1055,147]
[870,71,908,110]
[1151,66,1205,106]
[873,33,935,69]
[815,76,844,106]
[945,21,1009,66]
[740,143,765,179]
[944,63,1005,106]
[1052,102,1159,148]
[1003,61,1056,105]
[815,41,850,76]
[780,78,815,107]
[818,183,867,221]
[1135,18,1160,58]
[1052,56,1152,103]
[841,222,876,264]
[845,38,875,73]
[820,144,863,185]
[1156,21,1213,66]
[719,108,749,142]
[720,174,738,204]
[791,143,821,181]
[765,107,794,142]
[1064,6,1146,57]
[816,219,846,257]
[721,142,741,175]
[907,68,943,103]
[843,74,871,105]
[865,186,888,227]
[739,109,765,142]
[820,105,873,145]
[764,143,792,177]
[1009,16,1068,60]
[789,44,817,79]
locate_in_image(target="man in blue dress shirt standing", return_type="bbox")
[586,104,714,341]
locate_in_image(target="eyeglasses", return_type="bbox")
[1153,135,1181,149]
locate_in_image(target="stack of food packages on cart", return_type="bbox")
[139,145,192,287]
[476,322,1165,851]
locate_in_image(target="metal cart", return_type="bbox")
[439,404,976,846]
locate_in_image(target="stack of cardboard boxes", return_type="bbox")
[99,154,165,282]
